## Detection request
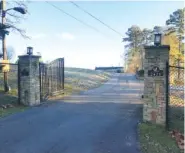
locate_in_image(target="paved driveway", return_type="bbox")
[0,73,143,153]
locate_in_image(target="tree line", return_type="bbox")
[123,8,184,73]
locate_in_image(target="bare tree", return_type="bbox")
[0,1,30,39]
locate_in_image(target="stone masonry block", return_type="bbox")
[143,45,169,126]
[18,55,41,106]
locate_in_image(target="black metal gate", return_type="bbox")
[39,58,64,101]
[166,62,184,133]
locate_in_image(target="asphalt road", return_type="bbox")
[0,73,143,153]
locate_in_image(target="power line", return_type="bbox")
[69,1,124,37]
[45,1,113,39]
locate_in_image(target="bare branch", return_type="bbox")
[7,12,22,19]
[0,22,30,40]
[13,1,28,8]
[9,24,30,39]
[0,1,29,40]
[6,18,16,24]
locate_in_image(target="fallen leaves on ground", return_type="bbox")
[169,130,184,150]
[139,123,182,153]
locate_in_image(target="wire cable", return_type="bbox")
[45,1,113,39]
[69,1,124,37]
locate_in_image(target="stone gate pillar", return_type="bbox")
[143,45,170,125]
[18,50,41,106]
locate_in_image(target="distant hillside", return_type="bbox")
[64,67,111,94]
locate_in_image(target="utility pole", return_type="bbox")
[1,0,9,92]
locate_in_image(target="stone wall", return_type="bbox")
[143,45,169,125]
[19,55,41,106]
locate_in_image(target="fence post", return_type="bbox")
[165,61,169,130]
[18,61,21,105]
[62,58,64,90]
[39,63,42,102]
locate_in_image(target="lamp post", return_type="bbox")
[1,0,26,92]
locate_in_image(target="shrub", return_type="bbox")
[137,70,144,77]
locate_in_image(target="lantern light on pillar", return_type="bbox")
[154,33,162,46]
[27,47,33,55]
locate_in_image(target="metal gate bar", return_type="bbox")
[166,62,184,133]
[39,58,64,101]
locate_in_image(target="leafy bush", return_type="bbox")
[137,70,144,77]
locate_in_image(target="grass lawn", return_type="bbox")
[168,95,184,133]
[168,106,184,133]
[139,123,183,153]
[0,88,27,118]
[49,69,111,100]
[0,68,111,117]
[0,88,18,104]
[64,68,110,92]
[0,105,27,118]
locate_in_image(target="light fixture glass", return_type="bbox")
[27,47,33,55]
[154,33,162,46]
